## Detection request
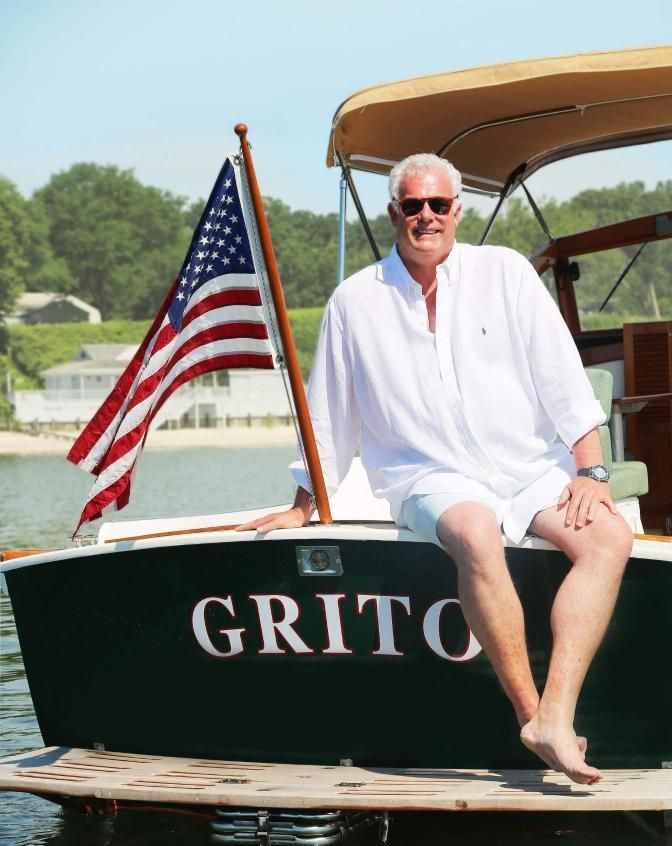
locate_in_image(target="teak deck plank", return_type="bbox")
[0,748,671,812]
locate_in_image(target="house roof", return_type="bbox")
[43,345,138,377]
[13,292,101,322]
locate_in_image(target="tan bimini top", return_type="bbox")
[327,45,672,194]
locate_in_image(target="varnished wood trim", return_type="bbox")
[105,525,239,544]
[613,392,672,405]
[1,549,54,562]
[633,533,672,542]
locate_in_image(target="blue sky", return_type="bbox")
[1,0,670,220]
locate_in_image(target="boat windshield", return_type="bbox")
[513,140,672,238]
[476,141,672,330]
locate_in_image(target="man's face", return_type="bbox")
[388,168,461,270]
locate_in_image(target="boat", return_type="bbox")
[2,45,671,841]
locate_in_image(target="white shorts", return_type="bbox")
[400,487,563,546]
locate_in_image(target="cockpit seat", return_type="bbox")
[585,367,648,531]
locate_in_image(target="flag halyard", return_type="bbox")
[69,157,277,534]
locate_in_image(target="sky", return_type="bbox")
[1,0,670,222]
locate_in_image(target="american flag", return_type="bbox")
[68,156,279,533]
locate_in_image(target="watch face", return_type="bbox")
[593,465,609,481]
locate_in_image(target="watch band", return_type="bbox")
[577,465,610,482]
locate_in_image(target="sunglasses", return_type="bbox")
[396,196,458,217]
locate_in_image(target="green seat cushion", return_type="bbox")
[585,368,613,421]
[610,461,649,501]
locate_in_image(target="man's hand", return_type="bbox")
[235,506,309,534]
[235,486,314,534]
[558,477,617,529]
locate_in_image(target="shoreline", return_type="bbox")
[0,426,297,456]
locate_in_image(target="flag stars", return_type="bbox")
[217,238,225,247]
[197,250,206,260]
[239,256,246,264]
[199,235,209,245]
[223,226,231,235]
[228,245,237,254]
[231,214,238,223]
[204,221,213,231]
[191,278,199,287]
[211,251,219,259]
[180,277,188,286]
[224,194,234,205]
[195,264,203,273]
[224,178,232,188]
[234,235,243,244]
[222,257,231,266]
[176,291,185,301]
[208,208,216,216]
[206,264,213,272]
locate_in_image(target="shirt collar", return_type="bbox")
[382,243,460,295]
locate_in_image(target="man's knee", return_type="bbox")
[607,512,634,565]
[575,510,633,573]
[436,502,504,569]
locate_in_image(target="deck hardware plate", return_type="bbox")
[296,546,343,576]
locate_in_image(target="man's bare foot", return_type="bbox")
[520,719,601,785]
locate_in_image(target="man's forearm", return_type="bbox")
[292,486,315,525]
[572,428,604,470]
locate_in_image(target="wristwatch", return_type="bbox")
[577,464,610,482]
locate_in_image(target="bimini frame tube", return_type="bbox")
[337,153,382,262]
[477,167,524,245]
[337,173,347,283]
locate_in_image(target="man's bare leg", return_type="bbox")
[436,502,540,727]
[520,504,632,784]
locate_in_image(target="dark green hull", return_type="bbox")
[4,533,671,769]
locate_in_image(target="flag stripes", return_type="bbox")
[68,157,279,532]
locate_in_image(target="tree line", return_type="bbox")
[0,164,670,328]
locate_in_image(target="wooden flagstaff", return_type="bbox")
[235,124,333,524]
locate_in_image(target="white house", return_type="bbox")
[8,293,101,325]
[11,344,292,428]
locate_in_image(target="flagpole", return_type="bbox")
[235,123,333,525]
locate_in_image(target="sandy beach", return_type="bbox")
[0,426,297,456]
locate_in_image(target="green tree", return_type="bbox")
[35,164,193,320]
[0,177,33,324]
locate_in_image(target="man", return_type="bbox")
[239,153,633,785]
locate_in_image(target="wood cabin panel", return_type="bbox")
[624,321,672,532]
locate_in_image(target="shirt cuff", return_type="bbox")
[555,400,607,448]
[289,459,340,497]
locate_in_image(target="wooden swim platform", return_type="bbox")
[1,747,671,813]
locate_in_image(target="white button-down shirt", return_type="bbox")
[290,243,605,542]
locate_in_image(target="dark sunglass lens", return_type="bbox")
[400,198,423,216]
[428,198,451,214]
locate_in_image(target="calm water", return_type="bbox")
[0,448,668,844]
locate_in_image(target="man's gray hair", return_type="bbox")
[389,153,462,201]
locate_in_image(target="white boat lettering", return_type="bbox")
[316,593,353,654]
[357,594,411,656]
[192,596,245,658]
[249,594,314,655]
[422,599,483,662]
[191,593,483,662]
